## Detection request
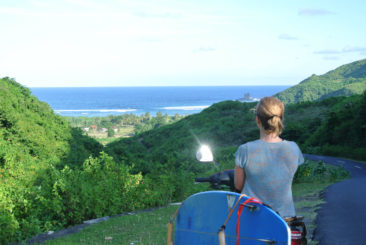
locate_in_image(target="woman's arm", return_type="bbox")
[234,165,246,191]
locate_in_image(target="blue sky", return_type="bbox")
[0,0,365,87]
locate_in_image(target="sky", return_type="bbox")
[0,0,365,87]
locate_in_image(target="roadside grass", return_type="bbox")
[41,162,349,245]
[292,183,331,245]
[292,182,331,198]
[291,158,350,245]
[43,206,178,245]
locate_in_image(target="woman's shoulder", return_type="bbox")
[282,140,301,148]
[282,140,303,155]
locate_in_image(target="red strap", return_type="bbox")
[236,197,262,245]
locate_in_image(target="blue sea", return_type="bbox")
[30,86,289,117]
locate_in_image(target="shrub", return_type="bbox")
[294,160,349,183]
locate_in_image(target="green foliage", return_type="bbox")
[274,59,366,104]
[64,128,103,167]
[279,92,366,161]
[36,153,150,225]
[107,127,115,137]
[0,77,104,243]
[294,160,349,183]
[0,77,191,244]
[307,93,365,159]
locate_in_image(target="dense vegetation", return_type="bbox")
[283,93,366,159]
[0,78,162,244]
[0,77,204,244]
[1,73,363,244]
[275,59,366,104]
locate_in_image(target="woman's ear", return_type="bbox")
[256,116,261,126]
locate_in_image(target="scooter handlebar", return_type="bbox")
[195,177,211,183]
[195,169,238,192]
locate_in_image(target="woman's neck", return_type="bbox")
[259,128,282,143]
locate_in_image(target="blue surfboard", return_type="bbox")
[174,191,290,244]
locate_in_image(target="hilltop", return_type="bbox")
[0,77,102,167]
[275,59,366,104]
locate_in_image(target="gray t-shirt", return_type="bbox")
[235,139,304,217]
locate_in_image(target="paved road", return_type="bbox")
[304,154,366,245]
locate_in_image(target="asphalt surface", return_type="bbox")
[304,154,366,245]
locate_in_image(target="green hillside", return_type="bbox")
[0,77,103,166]
[0,77,103,243]
[275,59,366,104]
[106,91,366,174]
[0,77,200,244]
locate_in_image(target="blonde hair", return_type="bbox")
[256,97,285,135]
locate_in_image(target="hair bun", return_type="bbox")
[256,97,285,135]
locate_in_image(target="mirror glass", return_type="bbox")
[196,145,213,162]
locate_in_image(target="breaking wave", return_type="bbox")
[161,105,210,111]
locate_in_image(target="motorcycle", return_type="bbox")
[189,145,307,245]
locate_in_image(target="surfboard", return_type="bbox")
[174,191,290,244]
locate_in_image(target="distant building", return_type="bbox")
[100,128,107,133]
[90,125,97,130]
[83,127,90,132]
[112,126,118,133]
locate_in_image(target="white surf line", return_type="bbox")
[162,105,210,111]
[354,165,362,169]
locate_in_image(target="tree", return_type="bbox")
[107,127,115,137]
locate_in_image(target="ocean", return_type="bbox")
[30,86,289,117]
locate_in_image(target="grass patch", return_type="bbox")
[292,182,332,198]
[43,206,178,245]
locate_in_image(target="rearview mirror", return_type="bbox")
[196,145,213,162]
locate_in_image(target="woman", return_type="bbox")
[234,96,304,217]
